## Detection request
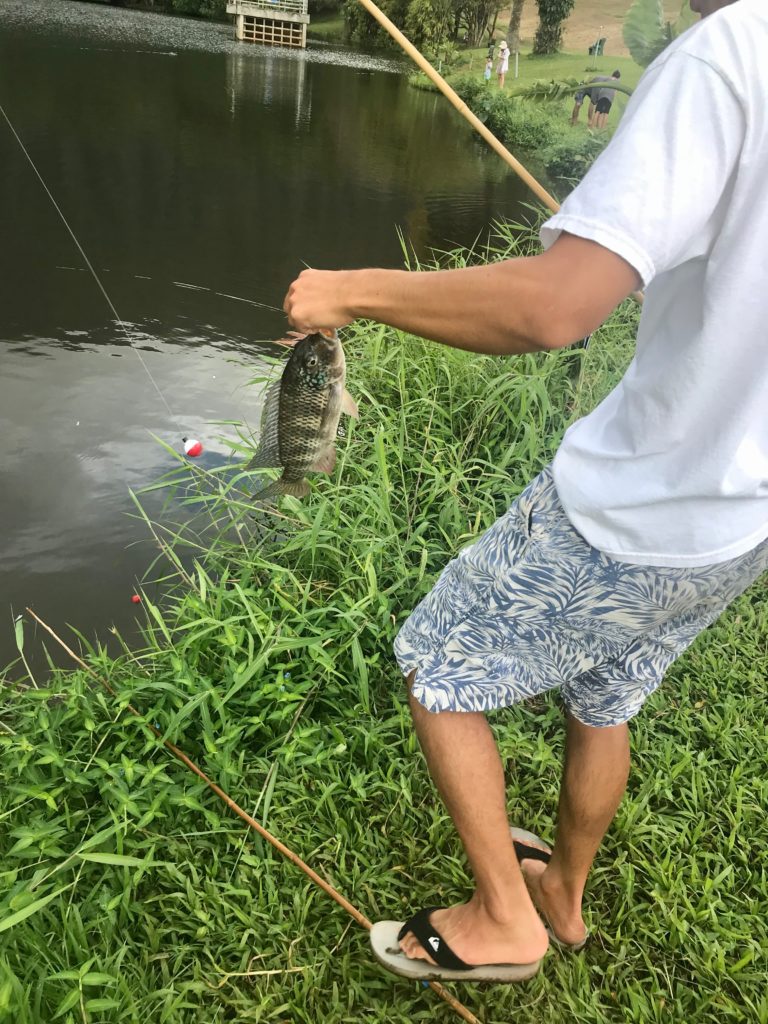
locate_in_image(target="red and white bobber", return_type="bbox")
[182,437,203,458]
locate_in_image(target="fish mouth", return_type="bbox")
[285,329,344,373]
[275,328,338,349]
[315,330,340,352]
[312,331,343,365]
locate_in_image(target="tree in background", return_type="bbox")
[459,0,507,48]
[344,0,502,54]
[506,0,525,52]
[134,0,226,15]
[623,0,695,66]
[531,0,574,54]
[344,0,409,45]
[405,0,454,52]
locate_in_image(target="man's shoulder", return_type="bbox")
[640,0,766,103]
[669,0,766,66]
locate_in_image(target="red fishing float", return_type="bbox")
[182,437,203,458]
[131,594,142,604]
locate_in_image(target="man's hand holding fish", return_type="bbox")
[284,232,637,354]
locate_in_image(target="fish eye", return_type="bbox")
[307,355,318,367]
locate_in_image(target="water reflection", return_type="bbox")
[0,302,275,670]
[226,48,310,127]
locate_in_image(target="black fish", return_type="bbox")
[247,331,359,500]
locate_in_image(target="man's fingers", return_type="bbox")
[282,268,352,333]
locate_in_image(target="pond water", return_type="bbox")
[0,0,532,670]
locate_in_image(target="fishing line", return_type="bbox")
[53,265,283,314]
[27,609,482,1024]
[0,99,179,424]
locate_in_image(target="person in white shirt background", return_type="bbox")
[282,0,764,982]
[497,40,510,89]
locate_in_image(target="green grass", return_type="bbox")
[306,12,346,41]
[1,224,767,1024]
[456,47,644,92]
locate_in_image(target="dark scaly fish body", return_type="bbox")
[246,331,358,500]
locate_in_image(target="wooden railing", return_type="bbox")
[229,0,308,14]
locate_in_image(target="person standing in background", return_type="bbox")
[497,41,510,89]
[571,78,605,125]
[590,70,622,128]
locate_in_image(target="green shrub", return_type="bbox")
[448,74,560,150]
[544,131,607,182]
[169,0,227,16]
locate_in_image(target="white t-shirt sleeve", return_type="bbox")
[540,51,745,287]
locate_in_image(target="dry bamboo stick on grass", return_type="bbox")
[26,609,482,1024]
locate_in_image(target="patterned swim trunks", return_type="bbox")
[395,466,768,727]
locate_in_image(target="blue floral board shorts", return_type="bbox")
[394,466,768,727]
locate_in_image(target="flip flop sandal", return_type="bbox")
[510,826,589,952]
[370,906,542,983]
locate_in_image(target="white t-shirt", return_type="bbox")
[540,0,768,568]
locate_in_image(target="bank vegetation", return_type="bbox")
[1,225,766,1024]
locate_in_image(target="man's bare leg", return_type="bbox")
[398,673,549,966]
[521,714,630,944]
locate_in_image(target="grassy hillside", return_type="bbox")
[508,0,688,59]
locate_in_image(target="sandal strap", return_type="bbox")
[513,840,551,865]
[397,906,472,972]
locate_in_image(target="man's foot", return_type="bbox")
[518,857,588,948]
[398,895,549,967]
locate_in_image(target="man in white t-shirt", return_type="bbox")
[281,0,766,983]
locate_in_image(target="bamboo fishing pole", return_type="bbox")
[26,609,482,1024]
[355,0,560,213]
[354,0,644,305]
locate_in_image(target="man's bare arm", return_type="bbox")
[283,232,641,355]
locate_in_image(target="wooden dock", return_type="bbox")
[227,0,310,49]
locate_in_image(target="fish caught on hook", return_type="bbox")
[246,330,359,501]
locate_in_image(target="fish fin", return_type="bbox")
[277,328,336,346]
[253,476,310,502]
[246,379,282,468]
[341,388,359,420]
[274,331,306,348]
[310,447,337,474]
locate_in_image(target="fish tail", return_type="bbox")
[253,476,310,502]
